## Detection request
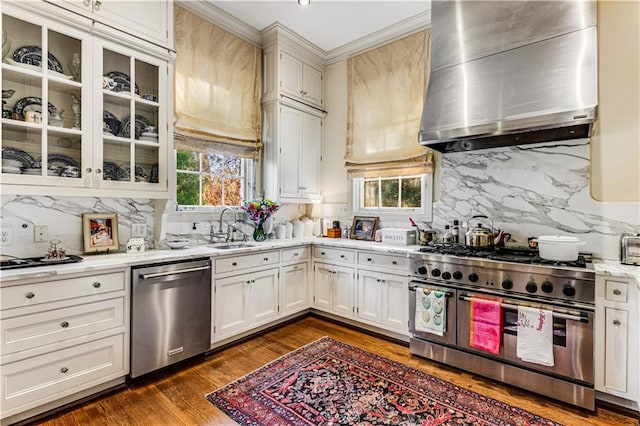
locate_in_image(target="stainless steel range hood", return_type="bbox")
[419,1,598,153]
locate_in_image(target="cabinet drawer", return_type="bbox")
[1,334,125,415]
[282,246,309,263]
[1,272,126,310]
[215,251,280,274]
[313,247,355,263]
[605,279,628,302]
[358,252,408,271]
[1,298,125,356]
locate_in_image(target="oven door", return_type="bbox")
[457,291,594,384]
[409,281,457,346]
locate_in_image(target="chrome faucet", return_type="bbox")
[219,207,234,241]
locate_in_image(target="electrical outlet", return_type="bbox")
[131,224,146,237]
[0,228,12,246]
[34,225,48,242]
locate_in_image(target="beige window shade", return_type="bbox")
[345,30,433,178]
[174,6,262,159]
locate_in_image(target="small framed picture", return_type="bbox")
[350,216,379,241]
[82,213,119,253]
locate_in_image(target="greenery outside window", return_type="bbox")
[352,174,433,219]
[176,149,253,209]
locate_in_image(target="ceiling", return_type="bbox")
[207,1,430,54]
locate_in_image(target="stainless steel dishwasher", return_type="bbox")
[130,257,211,378]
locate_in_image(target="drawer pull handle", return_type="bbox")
[613,319,621,326]
[26,292,35,299]
[93,282,101,288]
[60,367,69,373]
[264,257,269,261]
[613,289,622,295]
[392,261,398,265]
[367,258,372,262]
[321,252,325,255]
[61,321,69,328]
[293,253,299,256]
[340,255,346,258]
[232,262,237,266]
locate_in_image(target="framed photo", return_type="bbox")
[82,213,119,253]
[350,216,379,241]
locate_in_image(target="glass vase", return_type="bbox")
[253,222,267,242]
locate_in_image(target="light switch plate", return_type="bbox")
[34,225,48,242]
[0,228,12,246]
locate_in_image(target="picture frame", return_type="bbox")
[82,213,119,253]
[350,216,379,241]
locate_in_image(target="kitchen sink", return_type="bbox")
[208,242,258,250]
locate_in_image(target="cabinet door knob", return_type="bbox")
[264,257,269,261]
[61,321,69,328]
[95,168,102,174]
[83,0,90,5]
[232,262,237,266]
[613,289,622,295]
[613,319,621,326]
[93,281,101,288]
[320,252,325,255]
[94,0,102,11]
[60,367,69,373]
[86,167,92,173]
[392,261,398,265]
[26,291,35,299]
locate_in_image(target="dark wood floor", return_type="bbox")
[32,316,639,426]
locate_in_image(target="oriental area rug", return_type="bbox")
[206,337,561,425]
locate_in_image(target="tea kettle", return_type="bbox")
[464,215,494,249]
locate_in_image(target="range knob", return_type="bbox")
[417,266,428,275]
[526,280,537,293]
[541,280,554,293]
[431,268,441,277]
[468,273,479,282]
[452,271,463,280]
[442,272,452,280]
[563,284,576,297]
[501,279,513,290]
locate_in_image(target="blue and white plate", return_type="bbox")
[13,97,55,119]
[2,147,38,168]
[120,114,151,139]
[104,71,139,95]
[12,46,63,73]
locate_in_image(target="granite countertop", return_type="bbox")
[0,238,421,284]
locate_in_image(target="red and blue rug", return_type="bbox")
[206,336,561,425]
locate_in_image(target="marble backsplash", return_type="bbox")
[1,141,637,260]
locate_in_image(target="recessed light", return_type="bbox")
[298,0,311,6]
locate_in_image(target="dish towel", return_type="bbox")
[415,288,446,336]
[469,298,502,355]
[517,306,555,366]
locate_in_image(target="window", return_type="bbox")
[352,174,433,219]
[175,149,254,208]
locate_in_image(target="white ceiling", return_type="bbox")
[207,1,430,53]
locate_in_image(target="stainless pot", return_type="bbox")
[417,229,437,245]
[465,215,494,249]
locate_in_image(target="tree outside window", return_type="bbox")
[176,150,247,207]
[361,176,422,210]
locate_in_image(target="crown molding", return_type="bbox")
[325,10,431,65]
[180,2,430,63]
[175,0,262,47]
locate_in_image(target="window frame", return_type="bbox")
[173,149,256,212]
[350,173,433,221]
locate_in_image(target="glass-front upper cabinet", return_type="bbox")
[1,8,89,188]
[1,3,169,196]
[95,39,168,191]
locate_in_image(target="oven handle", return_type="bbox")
[409,285,454,297]
[458,295,590,323]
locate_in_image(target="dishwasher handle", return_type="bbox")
[139,265,210,280]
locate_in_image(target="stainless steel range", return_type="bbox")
[408,245,595,410]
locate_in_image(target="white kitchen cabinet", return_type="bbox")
[46,0,172,49]
[1,2,171,198]
[595,275,639,409]
[313,262,355,318]
[0,268,129,424]
[213,267,279,342]
[280,262,308,316]
[280,50,324,108]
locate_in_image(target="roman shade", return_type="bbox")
[174,6,262,159]
[345,30,433,178]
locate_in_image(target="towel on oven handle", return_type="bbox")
[469,298,502,355]
[517,306,554,366]
[415,288,446,336]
